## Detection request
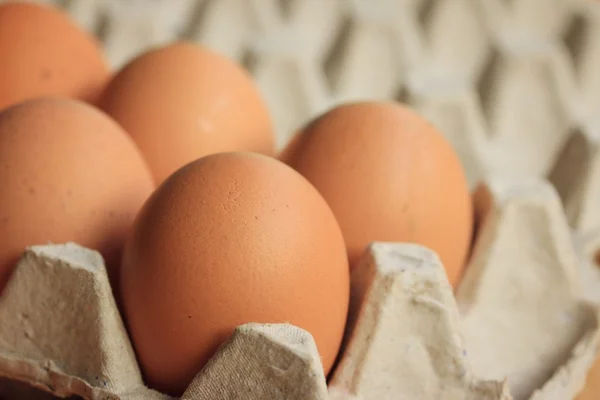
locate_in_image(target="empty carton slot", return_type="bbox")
[94,8,111,43]
[421,0,491,80]
[252,57,318,147]
[394,85,410,103]
[547,128,591,229]
[405,85,489,189]
[322,19,403,101]
[549,126,600,235]
[506,0,575,41]
[322,15,353,93]
[240,47,259,72]
[458,179,597,400]
[481,47,574,178]
[416,0,436,30]
[185,0,254,62]
[562,14,588,75]
[50,0,71,9]
[278,0,295,20]
[176,0,213,39]
[60,0,104,41]
[476,48,501,130]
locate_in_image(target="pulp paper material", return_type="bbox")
[328,242,511,400]
[457,179,597,400]
[550,129,600,236]
[0,243,169,400]
[531,327,600,400]
[23,0,600,168]
[0,0,600,398]
[182,323,328,400]
[407,83,490,188]
[480,45,574,179]
[0,244,329,400]
[0,202,599,399]
[575,230,600,306]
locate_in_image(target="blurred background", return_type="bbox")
[8,0,600,190]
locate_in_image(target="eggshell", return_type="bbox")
[280,101,473,288]
[576,355,600,399]
[99,41,275,185]
[120,152,349,396]
[0,98,154,292]
[0,2,109,111]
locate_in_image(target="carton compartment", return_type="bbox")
[1,179,599,399]
[2,0,600,398]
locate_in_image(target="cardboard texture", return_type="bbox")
[181,324,328,400]
[2,0,600,398]
[2,189,600,399]
[0,244,168,400]
[328,243,510,400]
[5,0,597,155]
[458,180,598,400]
[550,128,600,237]
[0,246,329,400]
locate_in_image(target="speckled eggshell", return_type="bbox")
[0,2,109,111]
[0,98,155,292]
[280,101,473,288]
[120,152,349,396]
[99,41,275,185]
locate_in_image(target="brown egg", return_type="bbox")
[120,152,349,395]
[99,41,275,185]
[0,98,154,293]
[575,355,600,399]
[280,101,473,288]
[0,2,109,111]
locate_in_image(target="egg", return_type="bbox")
[575,355,600,399]
[99,41,275,185]
[0,2,109,111]
[280,101,473,288]
[120,152,349,395]
[0,98,154,293]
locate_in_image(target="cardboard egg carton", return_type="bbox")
[24,0,597,159]
[2,0,600,398]
[9,0,598,184]
[1,177,600,399]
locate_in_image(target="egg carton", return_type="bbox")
[2,0,600,398]
[0,177,599,400]
[10,0,599,159]
[9,0,600,223]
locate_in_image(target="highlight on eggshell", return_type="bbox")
[119,152,350,396]
[0,97,155,294]
[280,101,474,288]
[98,40,275,185]
[0,1,110,111]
